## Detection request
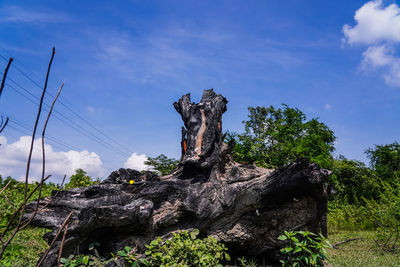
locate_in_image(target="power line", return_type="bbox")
[1,124,118,176]
[0,112,79,152]
[0,53,136,155]
[0,70,131,157]
[1,79,131,158]
[4,124,71,152]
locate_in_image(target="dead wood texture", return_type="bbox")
[25,89,330,266]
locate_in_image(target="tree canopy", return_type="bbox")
[65,169,96,189]
[366,141,400,183]
[144,154,179,176]
[228,104,336,169]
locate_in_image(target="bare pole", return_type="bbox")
[20,174,66,228]
[0,116,8,134]
[36,211,74,267]
[0,180,11,196]
[0,57,13,136]
[0,175,51,259]
[57,222,70,266]
[0,47,68,264]
[21,82,64,228]
[24,47,55,200]
[0,57,13,98]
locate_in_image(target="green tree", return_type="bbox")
[65,169,94,189]
[228,104,336,169]
[365,141,400,183]
[144,154,179,176]
[330,156,379,204]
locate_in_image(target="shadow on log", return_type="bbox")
[25,89,330,266]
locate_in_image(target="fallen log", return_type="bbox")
[25,89,330,266]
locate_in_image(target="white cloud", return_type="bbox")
[124,153,150,171]
[343,0,400,87]
[324,104,331,110]
[361,45,394,67]
[343,0,400,45]
[0,136,105,183]
[0,6,69,24]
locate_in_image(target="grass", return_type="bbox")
[0,227,49,267]
[327,230,400,267]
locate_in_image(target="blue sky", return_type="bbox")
[0,0,399,182]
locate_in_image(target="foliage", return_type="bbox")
[228,104,336,169]
[364,180,400,252]
[0,176,59,230]
[0,227,49,266]
[143,229,230,267]
[144,154,179,176]
[61,242,112,267]
[65,169,98,189]
[114,245,140,266]
[237,256,258,267]
[329,156,380,204]
[366,141,400,184]
[60,254,112,267]
[278,230,331,267]
[328,201,374,231]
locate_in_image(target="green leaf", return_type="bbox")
[225,252,231,261]
[293,246,302,254]
[278,235,287,240]
[124,246,132,253]
[82,255,89,265]
[117,250,127,257]
[291,237,299,243]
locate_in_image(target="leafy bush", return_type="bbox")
[0,176,59,230]
[328,201,374,232]
[144,154,179,176]
[0,243,23,267]
[61,242,112,266]
[329,156,380,204]
[364,180,400,252]
[143,229,230,267]
[366,141,400,184]
[278,230,331,267]
[65,169,98,189]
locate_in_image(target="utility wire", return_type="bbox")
[0,53,136,155]
[2,124,116,176]
[0,113,79,152]
[2,80,131,158]
[5,124,70,152]
[0,70,131,157]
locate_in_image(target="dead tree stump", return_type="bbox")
[25,89,329,266]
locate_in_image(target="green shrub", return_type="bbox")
[278,230,331,267]
[143,229,230,267]
[364,180,400,252]
[0,177,59,230]
[329,157,380,204]
[61,242,112,266]
[328,201,375,232]
[65,169,97,189]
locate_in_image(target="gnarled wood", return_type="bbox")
[25,90,329,266]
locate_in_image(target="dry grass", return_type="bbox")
[327,230,400,267]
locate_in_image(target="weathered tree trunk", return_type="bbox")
[173,89,227,179]
[25,89,329,266]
